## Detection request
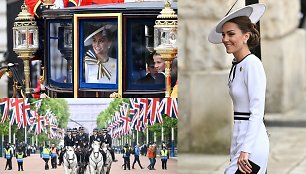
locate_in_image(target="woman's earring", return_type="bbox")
[243,40,247,44]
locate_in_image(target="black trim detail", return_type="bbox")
[228,53,252,85]
[234,112,250,121]
[234,112,251,116]
[234,117,249,120]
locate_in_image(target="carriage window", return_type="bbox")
[126,19,165,90]
[48,20,73,88]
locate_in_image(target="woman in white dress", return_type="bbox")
[208,4,269,174]
[84,25,117,84]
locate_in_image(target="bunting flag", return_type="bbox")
[28,110,45,135]
[1,98,62,138]
[10,98,24,126]
[147,98,163,125]
[18,98,32,129]
[138,98,149,129]
[106,98,178,138]
[161,98,178,119]
[119,104,131,135]
[0,98,10,123]
[129,98,140,131]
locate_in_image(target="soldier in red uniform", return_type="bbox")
[78,0,124,6]
[25,0,125,18]
[25,0,80,18]
[89,0,124,4]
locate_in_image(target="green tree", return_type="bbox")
[29,99,70,145]
[97,98,129,128]
[147,115,177,146]
[96,99,178,148]
[0,119,10,136]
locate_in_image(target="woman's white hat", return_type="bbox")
[208,3,266,44]
[84,25,115,46]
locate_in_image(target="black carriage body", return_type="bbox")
[42,2,177,98]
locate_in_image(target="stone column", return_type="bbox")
[260,0,305,113]
[0,0,7,97]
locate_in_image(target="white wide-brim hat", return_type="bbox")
[84,26,106,46]
[208,3,266,44]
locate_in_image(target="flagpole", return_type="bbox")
[24,125,27,144]
[1,134,4,157]
[146,127,149,145]
[154,132,156,143]
[171,127,175,157]
[9,122,11,144]
[136,130,139,144]
[131,132,135,146]
[13,133,16,145]
[36,134,38,147]
[161,126,164,142]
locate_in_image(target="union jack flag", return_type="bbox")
[133,98,150,131]
[0,98,10,123]
[10,98,23,126]
[161,98,178,119]
[147,98,163,125]
[29,112,45,135]
[18,98,32,129]
[129,98,140,130]
[120,104,131,135]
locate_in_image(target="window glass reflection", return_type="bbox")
[49,22,72,85]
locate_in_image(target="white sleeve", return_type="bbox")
[241,57,266,154]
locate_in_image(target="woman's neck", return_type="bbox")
[233,47,251,62]
[96,53,109,62]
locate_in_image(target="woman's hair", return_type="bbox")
[100,28,113,41]
[227,16,260,49]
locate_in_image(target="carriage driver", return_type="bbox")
[58,128,75,166]
[101,128,118,165]
[75,127,89,166]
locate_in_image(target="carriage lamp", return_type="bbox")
[58,24,73,83]
[154,0,177,97]
[13,2,39,97]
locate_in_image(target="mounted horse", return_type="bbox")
[89,141,103,174]
[63,146,78,174]
[75,145,87,174]
[101,143,112,174]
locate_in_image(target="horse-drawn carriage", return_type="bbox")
[1,1,177,98]
[41,1,177,98]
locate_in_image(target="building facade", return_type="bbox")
[66,98,113,134]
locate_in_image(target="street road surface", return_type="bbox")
[0,153,177,174]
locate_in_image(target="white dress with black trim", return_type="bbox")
[224,54,269,174]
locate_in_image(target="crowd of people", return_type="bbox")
[3,128,173,172]
[3,141,38,171]
[119,141,171,171]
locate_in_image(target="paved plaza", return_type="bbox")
[0,153,177,174]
